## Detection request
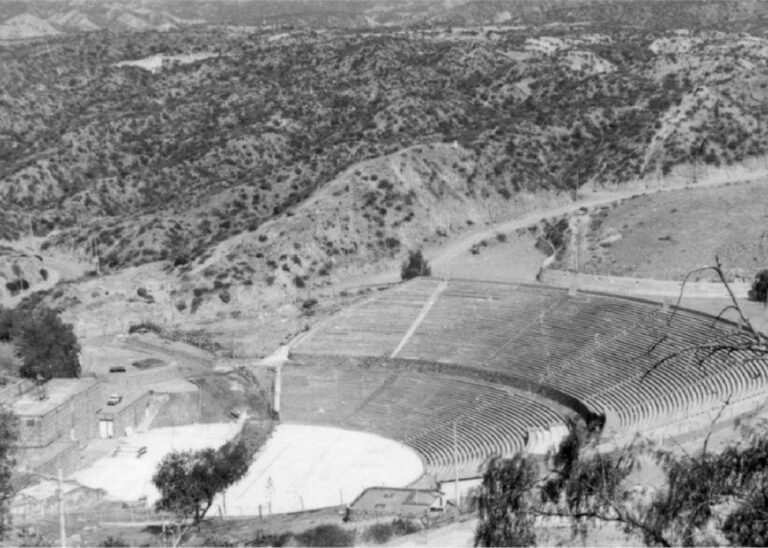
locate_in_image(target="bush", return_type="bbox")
[363,523,394,544]
[391,518,420,536]
[128,322,161,335]
[5,279,29,295]
[295,525,355,547]
[362,518,420,543]
[248,531,294,547]
[101,537,128,547]
[749,269,768,303]
[400,249,431,281]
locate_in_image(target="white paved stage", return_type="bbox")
[214,424,424,516]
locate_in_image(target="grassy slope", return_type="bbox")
[4,6,768,353]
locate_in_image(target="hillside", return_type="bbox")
[0,13,60,39]
[4,7,768,352]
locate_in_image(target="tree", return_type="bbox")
[0,407,18,540]
[748,269,768,304]
[475,258,768,547]
[153,440,250,545]
[475,455,538,547]
[400,249,431,281]
[13,307,80,379]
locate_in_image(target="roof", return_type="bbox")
[349,487,443,514]
[11,379,100,417]
[96,384,149,416]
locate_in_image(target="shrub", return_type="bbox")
[401,249,431,281]
[391,518,420,536]
[5,279,29,295]
[175,301,187,312]
[363,518,420,543]
[136,287,148,298]
[384,236,401,250]
[749,269,768,303]
[128,322,161,335]
[101,537,128,547]
[39,269,48,281]
[301,298,318,315]
[173,254,189,267]
[295,525,355,547]
[363,523,394,544]
[248,531,294,547]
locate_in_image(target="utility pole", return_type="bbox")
[57,468,66,548]
[452,419,460,510]
[23,467,67,547]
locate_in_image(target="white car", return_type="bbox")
[107,394,123,406]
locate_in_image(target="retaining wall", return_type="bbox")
[540,269,750,299]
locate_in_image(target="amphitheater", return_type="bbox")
[284,277,768,482]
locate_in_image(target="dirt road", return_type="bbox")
[342,170,768,290]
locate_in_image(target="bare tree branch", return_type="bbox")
[702,393,732,457]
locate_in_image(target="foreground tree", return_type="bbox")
[475,422,768,547]
[0,306,80,379]
[476,257,768,546]
[0,407,18,540]
[153,440,250,545]
[474,455,538,547]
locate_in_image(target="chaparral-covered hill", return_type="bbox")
[4,1,768,350]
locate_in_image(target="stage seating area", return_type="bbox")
[280,365,566,480]
[291,279,768,439]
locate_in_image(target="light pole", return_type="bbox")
[20,466,67,547]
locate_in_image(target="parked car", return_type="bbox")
[109,366,126,373]
[107,394,123,406]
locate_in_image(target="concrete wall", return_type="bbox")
[107,392,152,438]
[540,269,750,299]
[18,442,81,477]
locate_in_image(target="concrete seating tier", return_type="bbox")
[294,278,441,357]
[289,278,768,453]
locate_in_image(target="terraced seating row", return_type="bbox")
[400,283,565,366]
[279,364,566,480]
[290,278,768,456]
[279,366,395,423]
[294,278,441,357]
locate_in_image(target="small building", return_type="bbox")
[96,386,152,439]
[346,487,445,522]
[11,379,102,448]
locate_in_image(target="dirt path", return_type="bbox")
[1,235,90,308]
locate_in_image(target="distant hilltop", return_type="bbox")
[0,3,198,40]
